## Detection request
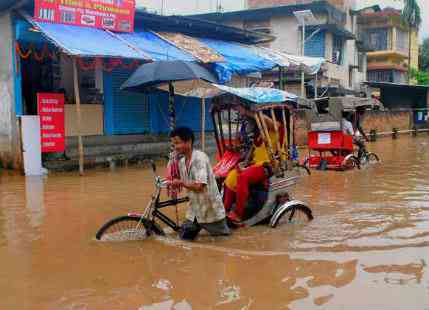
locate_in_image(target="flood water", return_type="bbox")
[1,135,429,309]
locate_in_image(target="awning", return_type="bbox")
[153,32,224,63]
[199,38,277,83]
[117,31,196,61]
[251,46,325,75]
[212,84,298,104]
[29,19,151,60]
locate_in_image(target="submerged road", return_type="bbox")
[1,135,428,309]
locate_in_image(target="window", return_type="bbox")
[367,70,393,82]
[358,52,365,73]
[396,28,409,54]
[364,28,388,51]
[304,29,325,58]
[332,35,343,65]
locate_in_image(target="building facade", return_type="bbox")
[0,1,274,169]
[192,0,367,94]
[358,7,419,84]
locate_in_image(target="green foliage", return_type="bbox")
[401,0,422,29]
[420,38,429,72]
[410,67,429,85]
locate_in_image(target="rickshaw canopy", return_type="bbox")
[212,84,298,107]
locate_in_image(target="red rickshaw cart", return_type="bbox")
[305,97,380,170]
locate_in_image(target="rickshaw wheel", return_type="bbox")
[342,155,360,170]
[270,203,313,228]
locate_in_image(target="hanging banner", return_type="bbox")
[34,0,135,33]
[37,93,65,153]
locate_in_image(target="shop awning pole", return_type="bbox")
[201,97,206,152]
[72,57,85,176]
[315,72,318,99]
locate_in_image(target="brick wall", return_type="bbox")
[293,110,412,146]
[361,111,411,133]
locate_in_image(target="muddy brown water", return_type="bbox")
[1,136,429,309]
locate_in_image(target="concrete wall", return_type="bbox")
[410,29,419,76]
[269,15,300,54]
[65,104,104,137]
[0,12,20,168]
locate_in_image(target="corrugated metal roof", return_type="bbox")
[154,32,224,63]
[365,82,429,90]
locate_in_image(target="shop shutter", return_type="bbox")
[107,68,150,135]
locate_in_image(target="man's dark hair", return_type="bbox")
[170,127,195,145]
[342,111,352,121]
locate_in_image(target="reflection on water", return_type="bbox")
[1,136,429,309]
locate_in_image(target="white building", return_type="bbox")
[191,0,368,95]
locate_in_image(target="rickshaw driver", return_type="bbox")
[224,106,284,223]
[169,127,231,241]
[342,110,369,158]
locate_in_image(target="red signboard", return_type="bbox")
[37,93,65,153]
[34,0,135,33]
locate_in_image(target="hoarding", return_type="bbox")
[37,93,65,153]
[34,0,135,33]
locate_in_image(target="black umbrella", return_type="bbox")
[121,61,218,131]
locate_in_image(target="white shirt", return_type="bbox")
[178,150,226,224]
[342,119,354,136]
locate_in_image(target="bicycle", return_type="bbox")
[95,161,188,241]
[95,161,313,241]
[342,140,380,169]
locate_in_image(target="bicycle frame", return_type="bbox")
[138,171,189,233]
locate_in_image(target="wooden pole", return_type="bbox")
[279,67,284,90]
[201,97,206,152]
[270,109,282,160]
[72,57,84,176]
[217,111,225,156]
[281,107,289,152]
[256,112,276,164]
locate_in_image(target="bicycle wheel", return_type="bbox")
[295,163,311,175]
[271,204,313,228]
[95,216,163,241]
[342,155,360,170]
[367,152,380,164]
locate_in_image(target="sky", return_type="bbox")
[136,0,429,41]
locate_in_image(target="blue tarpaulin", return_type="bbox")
[31,20,150,60]
[117,31,196,61]
[199,38,276,83]
[212,84,298,105]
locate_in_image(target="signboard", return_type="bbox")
[34,0,135,33]
[318,133,331,145]
[37,93,65,153]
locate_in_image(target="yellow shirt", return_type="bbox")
[225,130,283,191]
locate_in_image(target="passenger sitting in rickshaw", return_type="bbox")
[224,106,285,223]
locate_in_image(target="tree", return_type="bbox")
[400,0,422,83]
[420,38,429,72]
[410,68,429,85]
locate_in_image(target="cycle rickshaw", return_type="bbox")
[95,85,313,241]
[304,96,380,170]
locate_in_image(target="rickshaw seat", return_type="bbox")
[308,131,353,152]
[213,151,241,178]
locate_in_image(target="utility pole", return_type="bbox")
[293,10,318,99]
